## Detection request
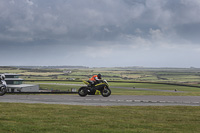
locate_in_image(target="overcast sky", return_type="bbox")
[1,0,200,67]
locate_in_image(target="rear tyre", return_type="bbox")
[101,86,111,97]
[0,86,6,96]
[78,87,88,97]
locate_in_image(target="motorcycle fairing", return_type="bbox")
[82,80,90,85]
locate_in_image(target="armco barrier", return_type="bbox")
[24,80,200,88]
[109,81,200,88]
[6,92,78,94]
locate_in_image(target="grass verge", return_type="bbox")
[25,81,200,96]
[0,103,200,133]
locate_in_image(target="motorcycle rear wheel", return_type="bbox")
[78,87,88,97]
[0,87,6,96]
[101,86,111,97]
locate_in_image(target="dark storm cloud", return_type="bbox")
[1,0,200,45]
[0,0,154,45]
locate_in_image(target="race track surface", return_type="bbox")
[1,94,200,106]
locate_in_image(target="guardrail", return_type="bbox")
[25,80,200,88]
[6,92,78,94]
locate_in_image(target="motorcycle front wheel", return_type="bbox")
[78,87,88,97]
[0,87,6,96]
[101,86,111,97]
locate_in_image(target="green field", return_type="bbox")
[2,66,200,84]
[24,80,200,96]
[0,103,200,133]
[1,66,200,96]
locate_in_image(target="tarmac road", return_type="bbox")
[0,94,200,106]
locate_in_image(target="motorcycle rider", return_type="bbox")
[0,74,7,88]
[89,73,102,85]
[88,74,102,92]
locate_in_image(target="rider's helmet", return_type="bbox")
[97,73,102,79]
[0,74,5,80]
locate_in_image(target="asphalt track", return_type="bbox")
[1,94,200,106]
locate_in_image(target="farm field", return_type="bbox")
[2,66,200,83]
[1,66,200,96]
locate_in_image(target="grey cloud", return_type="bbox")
[1,0,200,67]
[0,0,147,45]
[176,23,200,43]
[1,0,200,46]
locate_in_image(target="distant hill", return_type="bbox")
[11,66,89,69]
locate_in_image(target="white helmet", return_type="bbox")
[0,74,5,80]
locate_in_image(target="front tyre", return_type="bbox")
[101,86,111,97]
[78,87,88,97]
[0,86,6,96]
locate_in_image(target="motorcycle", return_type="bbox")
[0,80,7,96]
[78,79,111,97]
